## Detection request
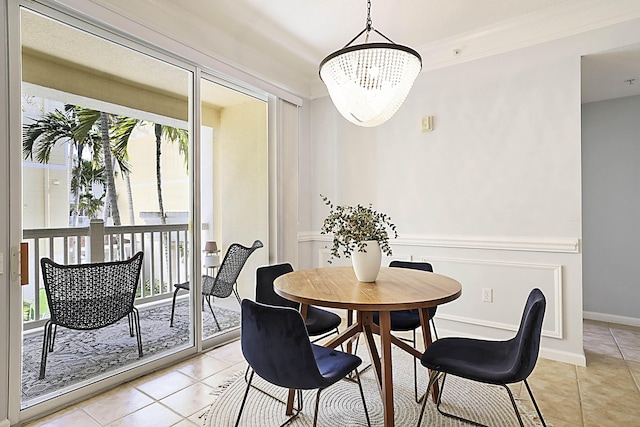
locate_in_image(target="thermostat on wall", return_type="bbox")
[421,116,434,132]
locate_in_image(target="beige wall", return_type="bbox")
[214,99,269,297]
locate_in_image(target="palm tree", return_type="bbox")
[72,108,124,226]
[23,104,130,227]
[112,118,188,225]
[23,107,99,226]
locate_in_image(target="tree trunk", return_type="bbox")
[125,172,135,225]
[100,112,121,225]
[71,144,83,227]
[155,123,166,225]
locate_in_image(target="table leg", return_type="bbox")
[379,311,394,427]
[419,307,439,402]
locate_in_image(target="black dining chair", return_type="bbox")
[237,299,371,427]
[417,288,547,427]
[371,260,436,402]
[256,263,342,342]
[170,240,263,329]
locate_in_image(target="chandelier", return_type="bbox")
[319,0,422,127]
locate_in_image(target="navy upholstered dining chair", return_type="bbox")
[372,260,436,402]
[256,263,342,342]
[237,299,371,427]
[417,288,547,427]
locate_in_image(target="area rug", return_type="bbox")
[21,300,240,405]
[203,348,547,427]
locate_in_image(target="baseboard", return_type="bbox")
[583,311,640,327]
[0,419,10,427]
[539,347,586,367]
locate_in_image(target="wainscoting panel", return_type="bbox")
[423,257,562,339]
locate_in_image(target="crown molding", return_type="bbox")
[309,0,640,99]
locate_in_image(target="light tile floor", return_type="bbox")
[20,319,640,426]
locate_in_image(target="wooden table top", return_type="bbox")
[274,266,462,311]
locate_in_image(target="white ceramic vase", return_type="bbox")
[351,240,382,282]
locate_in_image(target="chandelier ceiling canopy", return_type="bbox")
[319,0,422,127]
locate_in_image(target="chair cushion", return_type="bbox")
[420,337,519,385]
[372,307,436,331]
[306,306,341,336]
[312,344,362,389]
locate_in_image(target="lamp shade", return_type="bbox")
[320,43,422,127]
[204,241,218,253]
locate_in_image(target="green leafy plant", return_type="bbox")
[320,194,398,262]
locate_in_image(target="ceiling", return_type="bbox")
[32,0,640,103]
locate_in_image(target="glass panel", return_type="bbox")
[20,8,192,408]
[200,78,269,342]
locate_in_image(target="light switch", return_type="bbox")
[421,116,433,132]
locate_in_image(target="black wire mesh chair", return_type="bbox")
[170,240,263,330]
[39,251,144,379]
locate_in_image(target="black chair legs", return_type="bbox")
[237,368,370,427]
[236,370,303,427]
[417,372,547,427]
[170,288,180,327]
[39,321,54,379]
[204,295,221,331]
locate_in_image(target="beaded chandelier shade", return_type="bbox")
[319,1,422,127]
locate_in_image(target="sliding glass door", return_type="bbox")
[7,2,274,423]
[199,77,269,344]
[15,3,197,415]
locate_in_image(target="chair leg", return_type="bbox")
[132,307,143,357]
[431,374,532,427]
[417,369,440,426]
[313,389,322,427]
[205,295,221,331]
[502,384,526,427]
[353,369,372,427]
[235,369,254,427]
[170,288,180,327]
[128,312,134,337]
[523,379,547,427]
[49,324,57,352]
[430,318,439,340]
[237,369,303,427]
[233,286,242,305]
[242,365,305,415]
[39,321,54,380]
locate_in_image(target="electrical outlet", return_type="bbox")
[482,288,493,302]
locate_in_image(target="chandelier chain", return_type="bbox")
[366,0,373,32]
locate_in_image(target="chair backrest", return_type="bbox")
[209,240,263,298]
[241,299,325,390]
[40,251,144,330]
[509,288,546,382]
[389,261,436,317]
[389,260,433,273]
[255,263,298,309]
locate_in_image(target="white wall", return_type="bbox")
[582,95,640,323]
[299,18,640,365]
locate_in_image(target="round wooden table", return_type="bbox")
[274,266,462,427]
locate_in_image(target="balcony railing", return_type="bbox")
[22,219,190,330]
